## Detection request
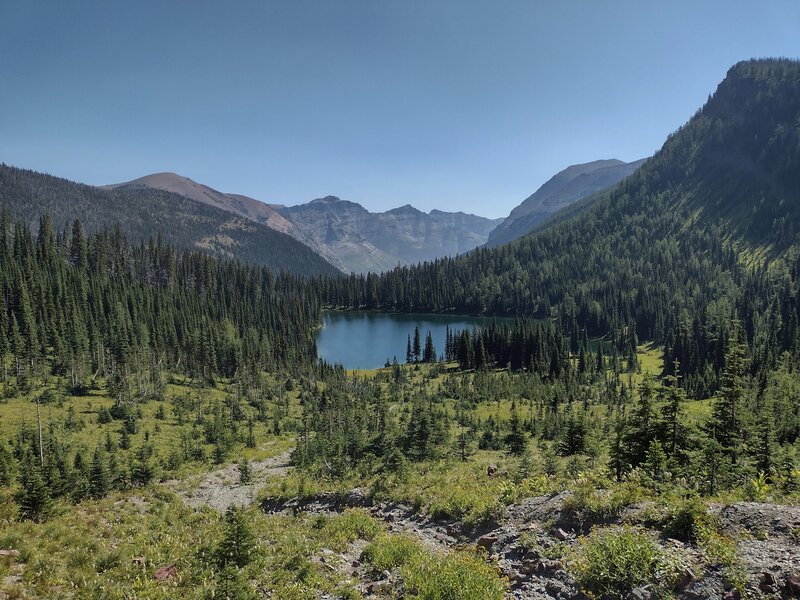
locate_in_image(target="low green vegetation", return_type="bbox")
[362,534,507,600]
[569,525,684,600]
[0,487,442,599]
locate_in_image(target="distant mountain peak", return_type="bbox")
[385,203,423,216]
[277,197,500,273]
[108,171,295,235]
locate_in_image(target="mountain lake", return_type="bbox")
[315,310,509,370]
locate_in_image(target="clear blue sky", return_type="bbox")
[1,1,799,218]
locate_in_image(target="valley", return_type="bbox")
[1,31,800,600]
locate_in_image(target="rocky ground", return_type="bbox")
[261,490,800,600]
[168,449,292,511]
[166,451,800,599]
[0,550,23,600]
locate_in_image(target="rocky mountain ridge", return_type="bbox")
[278,196,502,273]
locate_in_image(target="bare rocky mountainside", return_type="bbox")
[277,196,503,273]
[485,158,647,248]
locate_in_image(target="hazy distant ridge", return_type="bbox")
[486,158,646,247]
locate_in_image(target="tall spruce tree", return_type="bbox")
[16,451,53,522]
[706,321,749,487]
[412,327,421,363]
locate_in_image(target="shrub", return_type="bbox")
[745,472,770,501]
[403,548,507,600]
[361,534,507,600]
[427,483,506,528]
[564,478,645,523]
[317,509,382,551]
[662,496,717,543]
[570,526,667,600]
[361,534,421,571]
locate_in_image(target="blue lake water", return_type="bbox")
[315,310,504,369]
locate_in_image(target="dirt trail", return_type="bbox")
[168,449,292,511]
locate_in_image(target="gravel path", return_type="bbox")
[169,449,292,511]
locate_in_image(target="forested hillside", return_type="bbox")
[0,165,340,277]
[0,211,322,392]
[322,59,800,344]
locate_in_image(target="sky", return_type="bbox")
[1,2,799,218]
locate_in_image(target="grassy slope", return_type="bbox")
[0,371,508,599]
[0,356,795,598]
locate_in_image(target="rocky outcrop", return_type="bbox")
[262,490,800,600]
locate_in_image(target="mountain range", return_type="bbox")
[276,197,501,273]
[17,60,782,280]
[108,174,502,273]
[110,161,649,273]
[0,156,666,276]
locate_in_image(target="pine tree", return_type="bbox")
[405,398,431,461]
[70,450,90,501]
[69,219,87,269]
[643,439,668,485]
[423,330,435,363]
[0,311,7,382]
[119,427,131,450]
[131,443,154,486]
[217,506,256,568]
[412,327,421,363]
[215,565,257,600]
[700,435,724,496]
[505,402,527,456]
[239,458,252,484]
[608,415,627,482]
[706,321,749,486]
[660,362,687,458]
[16,451,53,522]
[90,445,111,498]
[595,344,605,374]
[543,445,559,477]
[0,441,13,486]
[623,378,658,468]
[246,420,256,449]
[754,391,776,477]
